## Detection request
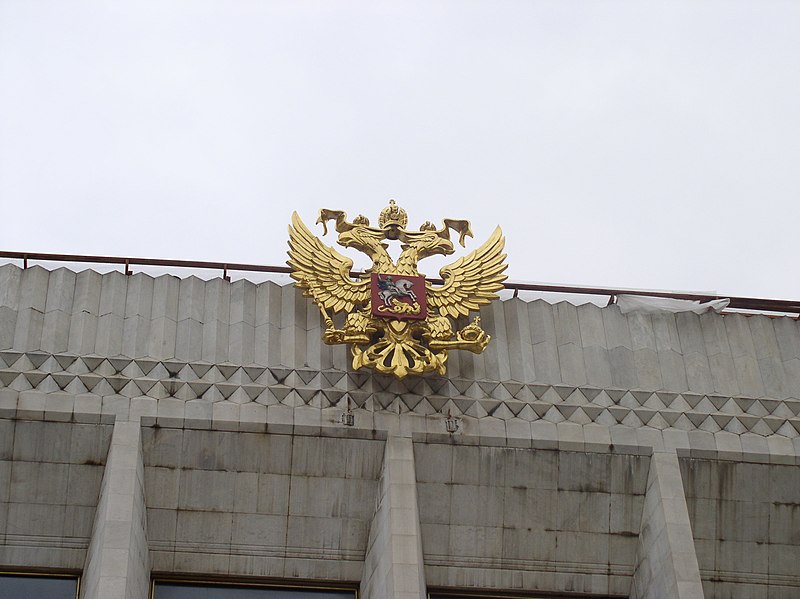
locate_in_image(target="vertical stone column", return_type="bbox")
[632,451,704,599]
[80,418,150,599]
[361,435,427,599]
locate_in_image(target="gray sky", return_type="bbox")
[1,1,799,300]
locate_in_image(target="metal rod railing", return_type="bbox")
[1,250,798,314]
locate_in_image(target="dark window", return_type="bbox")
[0,574,78,599]
[153,582,355,599]
[430,593,619,599]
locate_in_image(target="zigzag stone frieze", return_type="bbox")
[1,350,799,440]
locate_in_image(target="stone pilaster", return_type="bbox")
[632,451,704,599]
[80,418,150,599]
[361,435,427,599]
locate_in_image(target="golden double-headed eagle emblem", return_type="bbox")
[287,200,507,378]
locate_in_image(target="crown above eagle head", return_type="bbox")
[379,199,408,231]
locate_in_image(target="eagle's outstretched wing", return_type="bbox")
[287,212,370,313]
[426,226,507,318]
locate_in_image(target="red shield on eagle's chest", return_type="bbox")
[371,273,427,321]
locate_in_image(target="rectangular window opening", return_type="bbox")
[151,579,357,599]
[0,573,80,599]
[429,591,624,599]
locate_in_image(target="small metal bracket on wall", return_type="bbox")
[339,396,355,426]
[445,410,461,433]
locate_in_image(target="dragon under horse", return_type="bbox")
[287,200,508,378]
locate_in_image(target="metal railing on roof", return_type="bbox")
[1,250,799,315]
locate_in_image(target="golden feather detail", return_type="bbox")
[426,226,508,319]
[287,201,508,378]
[287,212,370,313]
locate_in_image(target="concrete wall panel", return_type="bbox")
[141,428,384,582]
[0,421,111,571]
[681,458,800,598]
[416,443,649,596]
[1,264,800,400]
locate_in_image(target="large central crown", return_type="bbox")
[378,199,408,230]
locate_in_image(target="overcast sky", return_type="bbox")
[1,1,798,301]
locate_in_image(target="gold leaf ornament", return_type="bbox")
[287,201,508,378]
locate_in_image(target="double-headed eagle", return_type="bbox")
[287,200,507,378]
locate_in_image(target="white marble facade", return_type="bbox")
[1,264,799,598]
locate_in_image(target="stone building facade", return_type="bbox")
[0,263,799,598]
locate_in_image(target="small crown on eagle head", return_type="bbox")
[379,199,408,230]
